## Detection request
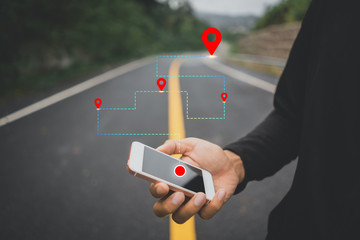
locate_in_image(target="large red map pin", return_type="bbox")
[202,28,222,55]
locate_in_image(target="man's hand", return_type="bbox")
[149,137,245,224]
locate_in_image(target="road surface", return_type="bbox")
[0,55,296,240]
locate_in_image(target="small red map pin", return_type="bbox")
[202,28,222,55]
[157,78,166,92]
[174,165,186,177]
[94,98,102,109]
[221,93,228,103]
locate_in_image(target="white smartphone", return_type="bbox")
[127,141,215,200]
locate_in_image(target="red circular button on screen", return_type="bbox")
[174,165,186,177]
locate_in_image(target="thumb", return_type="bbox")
[157,139,191,156]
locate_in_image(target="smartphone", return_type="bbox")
[127,141,215,200]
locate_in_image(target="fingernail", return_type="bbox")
[172,192,183,205]
[194,194,206,207]
[217,189,226,201]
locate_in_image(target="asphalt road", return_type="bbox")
[0,56,296,240]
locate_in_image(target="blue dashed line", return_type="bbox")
[99,133,176,136]
[99,91,225,120]
[98,55,227,136]
[157,75,225,78]
[97,110,99,135]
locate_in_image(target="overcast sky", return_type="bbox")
[187,0,282,16]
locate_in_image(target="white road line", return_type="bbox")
[203,59,277,94]
[0,57,153,127]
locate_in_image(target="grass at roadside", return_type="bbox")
[224,57,284,77]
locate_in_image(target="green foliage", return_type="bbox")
[254,0,311,30]
[222,31,246,54]
[0,0,207,97]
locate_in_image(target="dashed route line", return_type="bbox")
[97,110,100,135]
[97,107,182,158]
[97,55,228,161]
[98,90,226,120]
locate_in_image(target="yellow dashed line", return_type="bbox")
[168,59,196,240]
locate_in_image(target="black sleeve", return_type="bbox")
[224,0,319,192]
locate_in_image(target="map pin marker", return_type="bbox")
[202,27,222,55]
[157,78,166,92]
[94,98,102,110]
[221,92,228,103]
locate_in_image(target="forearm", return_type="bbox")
[224,109,301,182]
[223,1,315,183]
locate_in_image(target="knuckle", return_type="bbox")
[161,201,176,215]
[213,203,222,212]
[162,205,172,214]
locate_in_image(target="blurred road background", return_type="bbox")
[0,0,311,239]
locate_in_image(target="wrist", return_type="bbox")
[224,150,245,184]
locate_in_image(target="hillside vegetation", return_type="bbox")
[254,0,311,30]
[0,0,207,98]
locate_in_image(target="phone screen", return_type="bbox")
[142,146,205,193]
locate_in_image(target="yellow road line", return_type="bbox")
[168,59,196,240]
